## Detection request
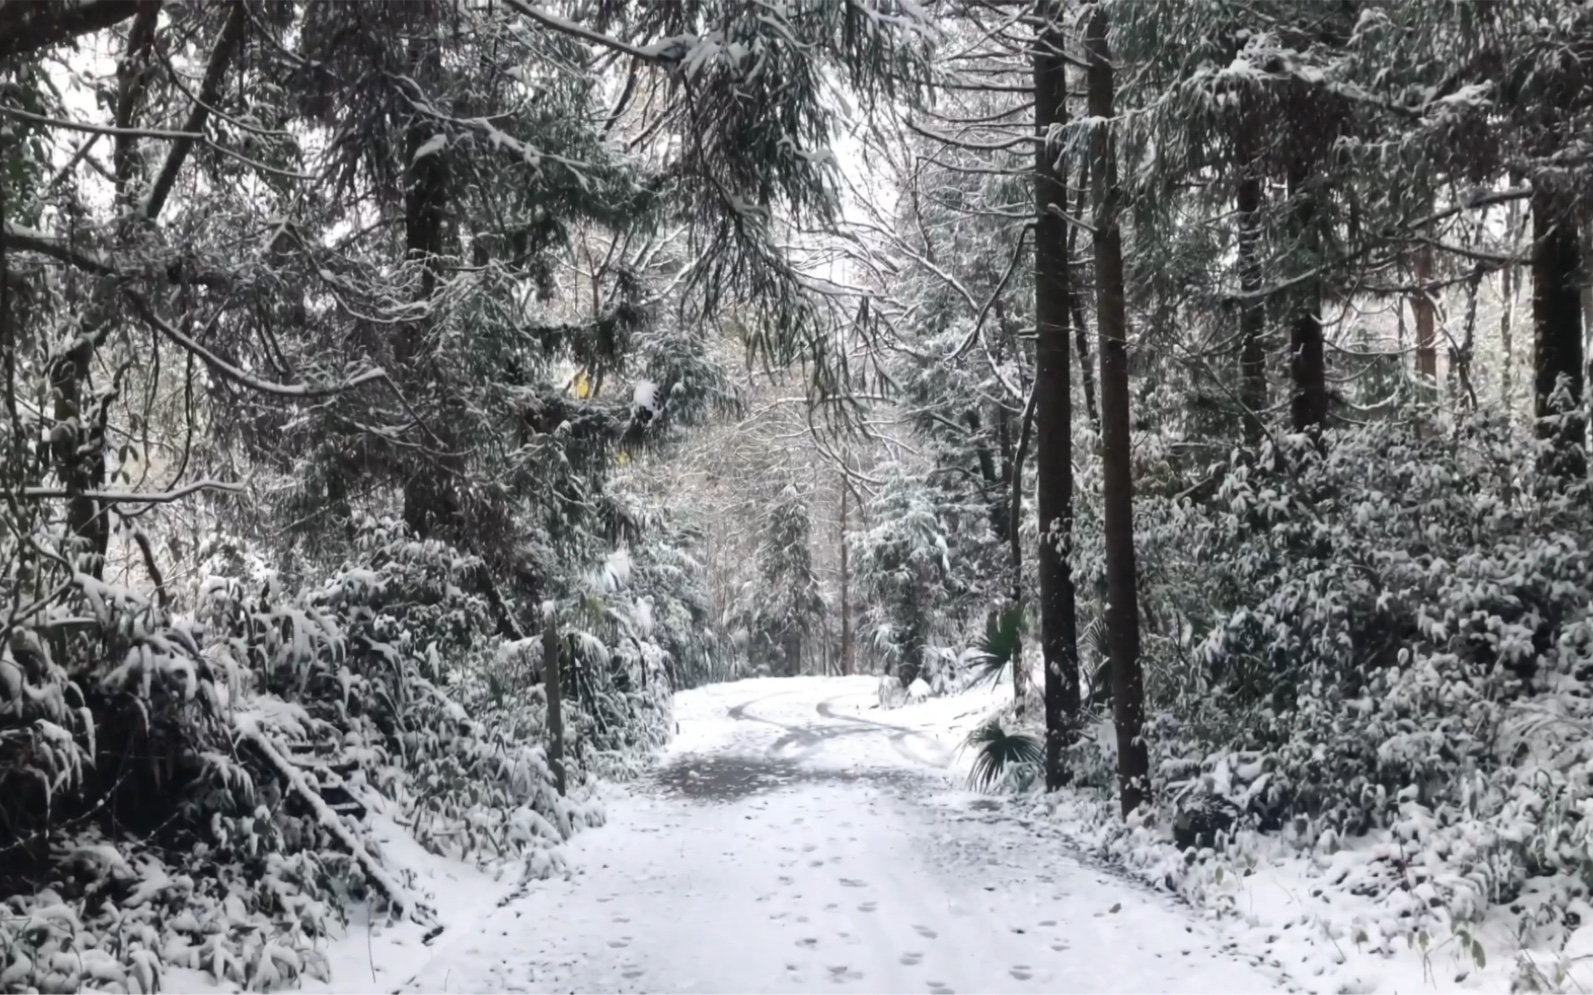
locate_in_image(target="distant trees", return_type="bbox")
[751,486,826,676]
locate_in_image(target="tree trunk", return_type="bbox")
[839,480,853,677]
[1068,155,1100,429]
[1532,187,1586,479]
[1034,0,1082,792]
[1286,159,1328,433]
[543,608,567,796]
[1236,163,1267,447]
[1413,241,1437,398]
[401,18,456,538]
[1086,8,1149,817]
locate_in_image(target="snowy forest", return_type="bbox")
[4,0,1593,992]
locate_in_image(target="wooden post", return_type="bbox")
[543,604,566,796]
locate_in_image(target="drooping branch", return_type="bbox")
[124,290,390,398]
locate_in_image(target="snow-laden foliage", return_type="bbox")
[1046,415,1593,941]
[850,466,978,690]
[735,486,825,677]
[0,511,705,991]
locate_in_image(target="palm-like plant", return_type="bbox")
[970,607,1025,688]
[963,719,1044,792]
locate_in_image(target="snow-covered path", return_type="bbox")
[397,677,1280,994]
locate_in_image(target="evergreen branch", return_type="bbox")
[503,0,666,63]
[124,290,390,399]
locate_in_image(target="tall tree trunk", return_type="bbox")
[1532,187,1587,479]
[839,480,853,676]
[1034,0,1081,791]
[1413,241,1437,399]
[1068,156,1100,428]
[1286,158,1328,433]
[1085,7,1148,816]
[401,17,456,538]
[543,607,567,796]
[1236,158,1267,447]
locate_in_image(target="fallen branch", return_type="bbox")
[239,722,424,920]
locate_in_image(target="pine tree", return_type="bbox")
[1033,0,1082,790]
[1085,4,1149,817]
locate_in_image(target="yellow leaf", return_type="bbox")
[572,371,591,399]
[617,450,630,467]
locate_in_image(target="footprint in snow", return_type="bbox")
[798,938,819,949]
[622,969,644,980]
[839,878,867,888]
[1010,966,1033,981]
[1039,920,1056,927]
[1050,942,1069,952]
[857,901,878,913]
[779,875,795,885]
[803,843,818,852]
[928,981,954,994]
[608,939,630,949]
[810,860,825,868]
[898,952,923,966]
[614,916,631,924]
[913,924,938,939]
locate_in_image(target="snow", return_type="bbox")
[312,677,1279,994]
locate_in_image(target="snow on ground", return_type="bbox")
[362,676,1280,994]
[236,675,1573,995]
[1036,785,1579,995]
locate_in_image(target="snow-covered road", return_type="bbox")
[396,677,1281,994]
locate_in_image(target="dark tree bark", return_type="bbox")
[543,610,567,795]
[1068,156,1100,429]
[1085,7,1149,817]
[400,16,459,538]
[1286,159,1328,433]
[1034,0,1082,790]
[1531,187,1587,479]
[1413,242,1438,398]
[1236,159,1267,447]
[111,2,161,194]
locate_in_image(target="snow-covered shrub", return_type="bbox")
[0,513,686,991]
[1089,413,1593,933]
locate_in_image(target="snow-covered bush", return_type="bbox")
[0,513,690,991]
[1076,414,1593,935]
